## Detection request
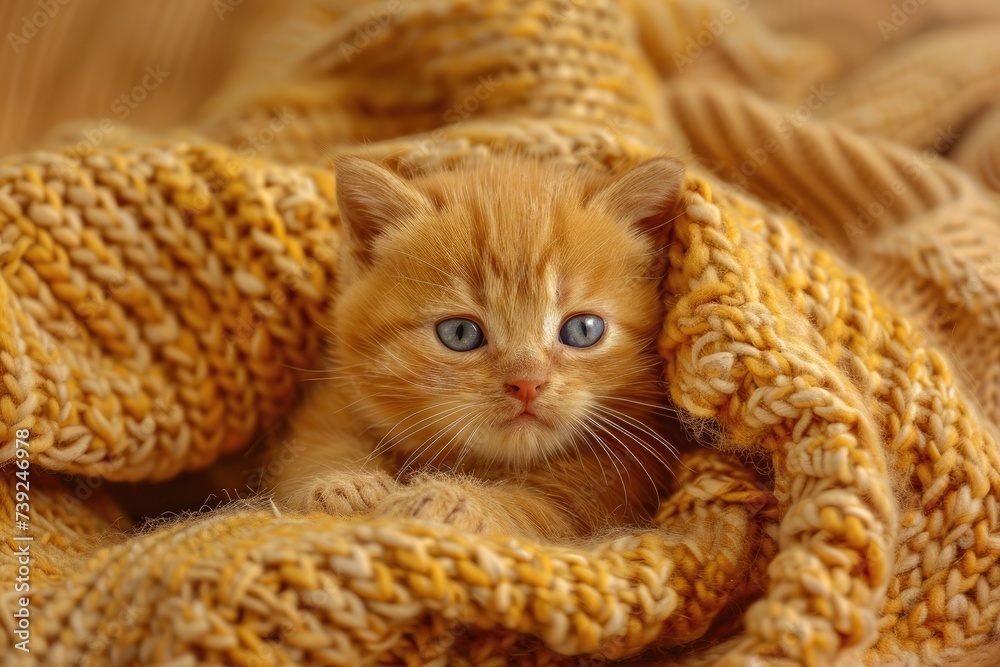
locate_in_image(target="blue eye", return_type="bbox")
[559,314,605,348]
[436,318,485,351]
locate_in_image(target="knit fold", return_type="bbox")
[2,0,1000,665]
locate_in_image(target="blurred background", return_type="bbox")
[1,0,999,156]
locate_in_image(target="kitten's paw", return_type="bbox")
[376,479,494,533]
[304,469,397,516]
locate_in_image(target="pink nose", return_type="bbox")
[507,379,545,403]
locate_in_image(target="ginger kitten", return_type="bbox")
[270,154,687,541]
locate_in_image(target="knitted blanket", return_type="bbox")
[3,1,1000,665]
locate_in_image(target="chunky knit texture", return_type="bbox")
[2,1,1000,665]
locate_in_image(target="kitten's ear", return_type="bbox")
[588,158,686,234]
[335,156,432,263]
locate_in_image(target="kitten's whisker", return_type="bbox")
[569,421,608,485]
[368,402,467,461]
[595,366,663,385]
[281,362,370,373]
[367,399,457,428]
[291,365,370,381]
[587,414,660,493]
[370,342,449,392]
[643,209,686,236]
[358,401,448,439]
[320,328,443,393]
[437,412,485,469]
[352,397,455,440]
[582,416,633,485]
[588,411,678,481]
[594,380,666,389]
[356,363,440,394]
[282,360,368,374]
[591,405,694,475]
[395,406,474,469]
[453,413,488,471]
[364,402,466,464]
[591,403,681,457]
[593,395,679,415]
[374,367,441,393]
[412,416,471,471]
[298,374,366,383]
[318,393,394,421]
[580,418,629,501]
[397,410,473,476]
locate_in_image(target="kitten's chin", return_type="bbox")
[509,412,542,425]
[474,416,572,468]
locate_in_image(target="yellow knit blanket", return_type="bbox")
[3,1,1000,665]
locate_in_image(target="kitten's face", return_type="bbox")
[331,156,684,470]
